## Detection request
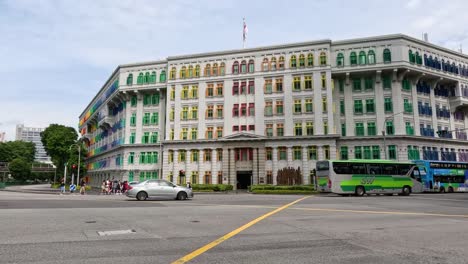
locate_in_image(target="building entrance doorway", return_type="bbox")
[236,171,252,189]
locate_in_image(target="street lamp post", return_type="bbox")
[69,140,82,185]
[382,111,405,160]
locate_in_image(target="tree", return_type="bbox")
[0,141,36,163]
[41,124,78,175]
[9,158,31,182]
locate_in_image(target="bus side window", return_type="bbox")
[382,164,397,175]
[397,164,411,175]
[367,164,382,175]
[351,164,366,174]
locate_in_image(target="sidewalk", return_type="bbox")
[2,184,101,195]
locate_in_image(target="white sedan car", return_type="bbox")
[126,179,193,201]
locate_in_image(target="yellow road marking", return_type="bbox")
[290,207,468,218]
[171,196,309,264]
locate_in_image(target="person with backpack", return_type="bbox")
[80,179,86,195]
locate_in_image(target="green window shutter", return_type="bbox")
[338,79,344,92]
[372,146,380,159]
[382,76,391,89]
[356,123,364,136]
[367,122,376,136]
[386,121,394,135]
[353,78,361,91]
[128,171,134,182]
[340,146,348,160]
[341,123,346,136]
[340,100,345,115]
[354,146,362,159]
[366,99,375,113]
[363,146,371,159]
[384,98,393,112]
[354,100,362,114]
[388,145,396,160]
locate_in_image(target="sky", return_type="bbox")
[1,0,468,141]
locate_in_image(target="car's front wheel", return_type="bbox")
[136,191,148,201]
[176,191,187,200]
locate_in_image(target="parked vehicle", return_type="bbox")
[126,179,193,201]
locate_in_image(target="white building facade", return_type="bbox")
[79,34,468,189]
[15,124,52,163]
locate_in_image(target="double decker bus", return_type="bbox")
[316,159,423,196]
[413,160,468,192]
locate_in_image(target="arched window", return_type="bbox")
[262,58,269,71]
[248,59,254,73]
[424,54,428,65]
[144,72,150,84]
[220,62,225,75]
[350,52,357,65]
[270,57,277,70]
[126,73,133,86]
[188,65,194,78]
[160,70,166,82]
[195,65,200,77]
[367,50,375,64]
[383,48,391,63]
[415,51,421,64]
[169,67,176,80]
[241,60,247,73]
[205,64,211,77]
[279,56,285,70]
[408,50,414,63]
[212,63,218,76]
[307,53,314,66]
[137,73,144,84]
[180,66,187,79]
[150,71,156,83]
[232,61,239,74]
[299,54,305,67]
[290,55,297,68]
[336,53,344,67]
[320,52,327,66]
[452,62,456,74]
[359,51,366,65]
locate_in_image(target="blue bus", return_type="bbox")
[413,160,468,192]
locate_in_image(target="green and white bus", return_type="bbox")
[316,159,424,196]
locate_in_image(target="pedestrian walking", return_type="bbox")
[80,179,86,195]
[101,180,107,195]
[186,182,192,189]
[60,180,65,195]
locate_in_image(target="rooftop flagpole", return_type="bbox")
[243,17,248,48]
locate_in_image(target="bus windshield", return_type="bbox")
[316,161,329,171]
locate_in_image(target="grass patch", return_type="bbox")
[192,184,233,192]
[251,190,317,194]
[250,185,317,194]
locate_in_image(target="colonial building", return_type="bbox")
[78,34,468,189]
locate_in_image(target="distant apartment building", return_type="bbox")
[79,34,468,189]
[0,132,5,143]
[15,124,51,163]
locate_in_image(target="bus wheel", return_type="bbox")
[448,187,454,193]
[355,186,365,197]
[402,186,411,196]
[439,187,445,193]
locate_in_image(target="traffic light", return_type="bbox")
[72,164,77,170]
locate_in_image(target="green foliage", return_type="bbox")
[250,185,315,191]
[0,141,36,163]
[50,183,92,191]
[251,190,317,194]
[250,185,316,194]
[41,124,78,174]
[8,158,31,182]
[192,184,233,192]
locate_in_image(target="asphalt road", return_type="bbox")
[0,191,467,264]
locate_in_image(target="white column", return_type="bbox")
[318,146,324,160]
[173,150,178,183]
[252,148,258,185]
[302,146,309,184]
[211,148,217,183]
[272,147,278,185]
[287,147,293,167]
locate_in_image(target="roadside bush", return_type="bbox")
[192,184,233,192]
[50,183,92,191]
[250,185,315,191]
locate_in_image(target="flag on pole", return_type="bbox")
[243,18,248,48]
